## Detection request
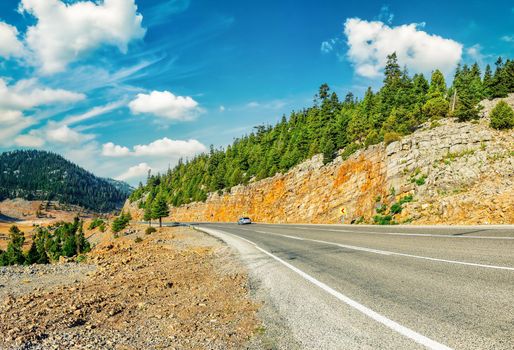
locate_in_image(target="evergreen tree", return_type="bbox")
[483,64,493,99]
[5,226,25,265]
[490,101,514,130]
[152,193,170,227]
[25,242,40,265]
[144,200,153,226]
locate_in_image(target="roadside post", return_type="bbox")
[341,207,346,224]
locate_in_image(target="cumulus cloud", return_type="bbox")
[133,138,207,157]
[45,124,94,144]
[102,137,207,158]
[116,162,152,181]
[102,142,131,157]
[0,78,85,111]
[128,90,203,121]
[344,18,463,78]
[0,22,24,58]
[19,0,146,74]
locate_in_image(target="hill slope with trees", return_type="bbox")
[0,150,129,212]
[130,54,514,210]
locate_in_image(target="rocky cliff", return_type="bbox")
[126,96,514,225]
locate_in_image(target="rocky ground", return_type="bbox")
[0,226,262,349]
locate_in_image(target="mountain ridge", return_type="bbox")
[0,150,130,212]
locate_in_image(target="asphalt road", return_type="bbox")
[194,223,514,350]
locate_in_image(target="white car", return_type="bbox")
[237,217,252,225]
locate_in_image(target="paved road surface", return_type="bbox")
[192,223,514,350]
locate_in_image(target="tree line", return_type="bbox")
[130,54,514,210]
[0,218,91,266]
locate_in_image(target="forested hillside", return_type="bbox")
[0,150,129,212]
[130,54,514,208]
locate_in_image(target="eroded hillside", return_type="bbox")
[126,97,514,225]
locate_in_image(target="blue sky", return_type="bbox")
[0,0,513,184]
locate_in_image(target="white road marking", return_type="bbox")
[291,227,514,240]
[199,227,453,350]
[242,228,514,271]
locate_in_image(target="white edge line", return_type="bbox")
[197,226,453,350]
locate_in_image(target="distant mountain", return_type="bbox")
[0,150,129,212]
[103,178,134,197]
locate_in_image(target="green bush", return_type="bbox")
[135,237,143,243]
[145,227,157,235]
[423,96,449,119]
[88,218,105,230]
[373,215,394,225]
[490,101,514,130]
[111,211,132,233]
[389,203,403,214]
[383,132,401,146]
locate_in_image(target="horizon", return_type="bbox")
[1,0,514,185]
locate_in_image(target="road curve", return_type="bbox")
[193,223,514,350]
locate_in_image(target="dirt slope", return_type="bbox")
[0,226,259,349]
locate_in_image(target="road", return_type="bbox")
[193,223,514,350]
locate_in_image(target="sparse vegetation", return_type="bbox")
[88,218,106,232]
[111,211,132,234]
[145,227,157,235]
[0,218,90,266]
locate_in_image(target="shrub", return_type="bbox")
[490,101,514,130]
[373,215,393,225]
[423,96,449,119]
[88,218,105,230]
[135,237,143,243]
[111,211,132,233]
[383,132,401,146]
[390,203,403,214]
[145,227,157,235]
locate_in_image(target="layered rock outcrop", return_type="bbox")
[126,97,514,225]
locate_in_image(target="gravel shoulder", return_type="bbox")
[0,225,261,349]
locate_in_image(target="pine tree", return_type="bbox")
[483,64,493,99]
[5,226,25,265]
[490,101,514,130]
[25,242,40,265]
[152,193,170,228]
[144,200,153,226]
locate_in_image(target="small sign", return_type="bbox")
[341,207,347,215]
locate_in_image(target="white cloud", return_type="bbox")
[19,0,146,74]
[102,137,207,158]
[0,22,24,58]
[133,138,207,157]
[219,105,226,112]
[116,162,152,181]
[0,111,36,145]
[501,35,514,43]
[344,18,463,78]
[128,90,202,121]
[0,78,85,111]
[14,132,45,147]
[45,124,94,145]
[102,142,131,157]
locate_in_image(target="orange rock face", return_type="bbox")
[126,117,514,225]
